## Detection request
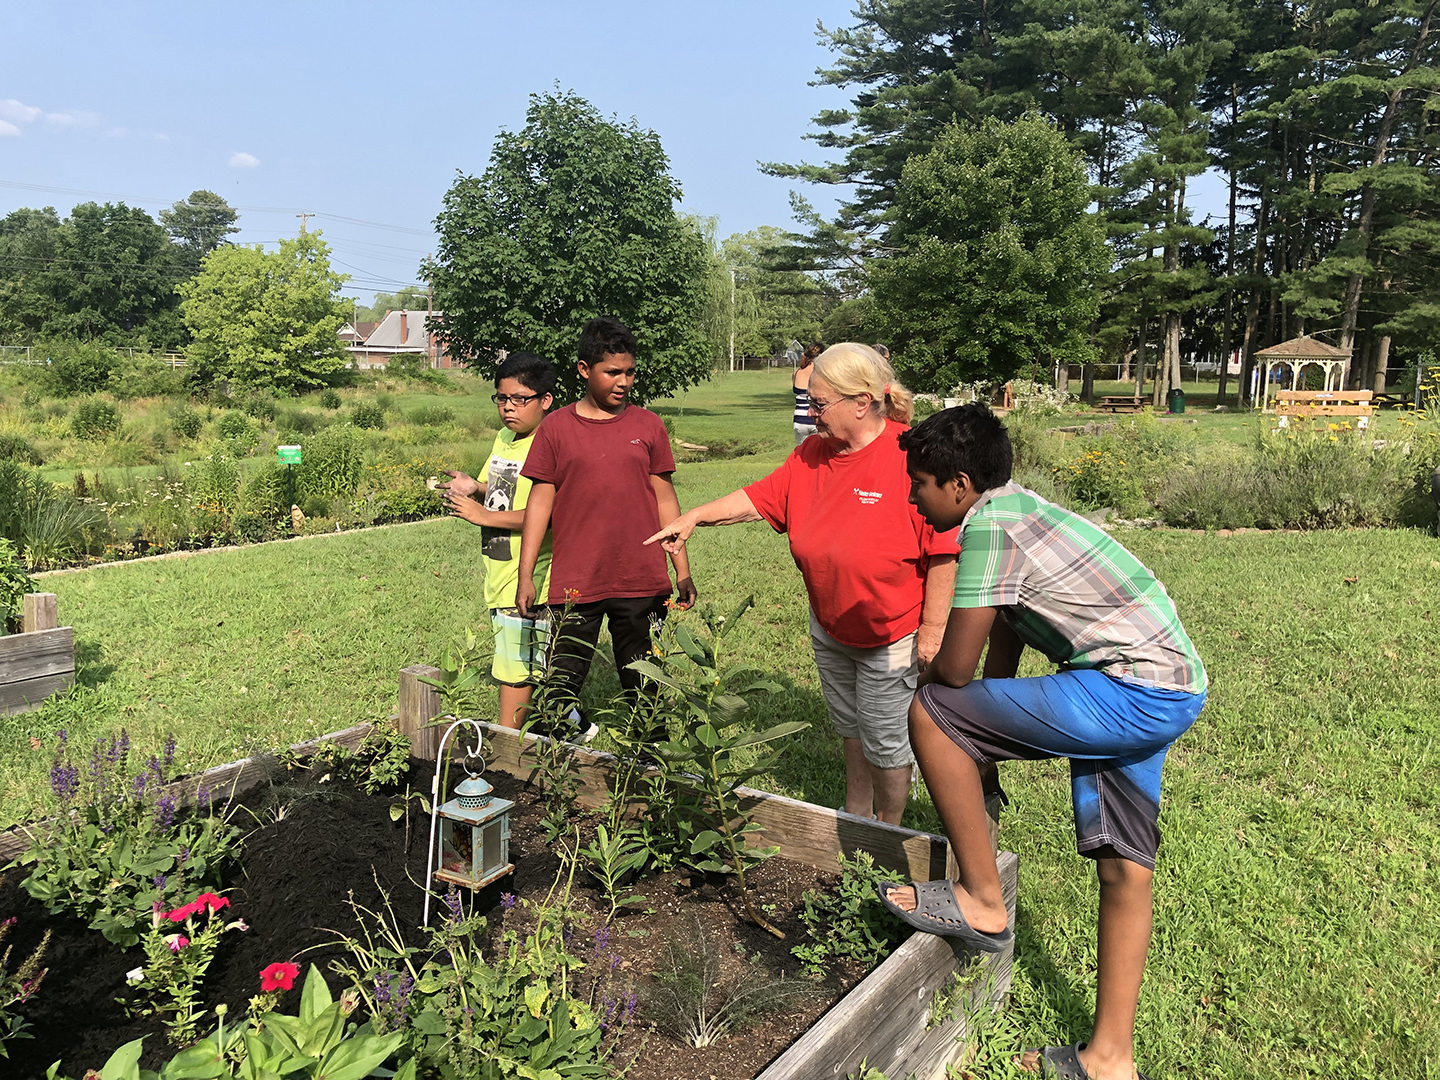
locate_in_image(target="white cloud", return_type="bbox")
[229,151,260,168]
[45,111,96,128]
[104,127,129,139]
[0,120,20,137]
[0,99,42,124]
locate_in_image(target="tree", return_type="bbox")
[428,89,712,403]
[868,115,1107,392]
[178,232,351,390]
[160,190,240,272]
[354,287,428,322]
[0,202,184,348]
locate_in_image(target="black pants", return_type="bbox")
[544,594,669,708]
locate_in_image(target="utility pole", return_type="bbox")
[728,268,736,373]
[296,211,314,234]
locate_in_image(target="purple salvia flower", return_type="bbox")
[196,786,211,810]
[50,761,79,802]
[162,735,176,769]
[561,921,575,946]
[500,892,516,911]
[153,873,167,891]
[130,773,148,800]
[155,793,177,830]
[593,925,610,954]
[57,729,67,750]
[623,990,637,1022]
[443,887,463,922]
[396,971,414,1027]
[373,972,392,1005]
[147,755,164,785]
[610,954,620,971]
[176,846,190,868]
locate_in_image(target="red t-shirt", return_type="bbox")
[744,420,960,648]
[522,403,677,604]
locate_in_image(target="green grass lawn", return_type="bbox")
[2,370,1436,1076]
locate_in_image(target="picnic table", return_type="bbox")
[1097,396,1145,413]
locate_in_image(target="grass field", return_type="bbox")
[2,370,1437,1077]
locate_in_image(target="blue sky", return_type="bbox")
[0,0,856,302]
[3,1,1230,305]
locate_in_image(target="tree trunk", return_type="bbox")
[1082,362,1095,404]
[1374,335,1392,393]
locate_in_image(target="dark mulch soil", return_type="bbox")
[2,761,867,1080]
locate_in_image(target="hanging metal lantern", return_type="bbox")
[423,721,515,926]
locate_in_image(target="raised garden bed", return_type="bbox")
[0,594,74,716]
[0,665,1018,1080]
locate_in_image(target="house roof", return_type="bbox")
[339,321,379,342]
[1255,335,1350,360]
[360,308,442,351]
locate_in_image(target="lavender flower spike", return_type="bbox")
[155,793,178,830]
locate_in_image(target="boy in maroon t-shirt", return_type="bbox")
[516,316,697,710]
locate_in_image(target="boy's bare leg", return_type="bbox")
[497,684,533,730]
[1077,856,1149,1080]
[888,698,1007,934]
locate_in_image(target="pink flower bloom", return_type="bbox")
[166,934,189,952]
[165,899,202,922]
[195,892,229,914]
[260,961,300,992]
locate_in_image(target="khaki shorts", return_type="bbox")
[809,611,918,770]
[490,609,550,686]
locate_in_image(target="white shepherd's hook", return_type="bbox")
[421,718,487,927]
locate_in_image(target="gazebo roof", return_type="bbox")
[1255,335,1350,360]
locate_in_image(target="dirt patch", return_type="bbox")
[2,763,862,1079]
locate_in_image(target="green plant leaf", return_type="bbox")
[298,962,333,1025]
[311,1031,404,1080]
[690,830,724,853]
[675,623,712,667]
[98,1039,145,1080]
[719,595,754,638]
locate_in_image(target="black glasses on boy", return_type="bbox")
[491,392,541,406]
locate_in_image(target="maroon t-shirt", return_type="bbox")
[522,403,677,604]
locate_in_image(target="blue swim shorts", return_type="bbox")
[915,668,1204,869]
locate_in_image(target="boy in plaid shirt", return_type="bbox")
[882,405,1206,1080]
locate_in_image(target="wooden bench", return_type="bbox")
[1274,389,1374,428]
[1098,395,1144,413]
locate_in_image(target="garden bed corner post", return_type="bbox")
[397,663,444,761]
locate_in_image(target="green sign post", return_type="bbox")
[278,445,301,517]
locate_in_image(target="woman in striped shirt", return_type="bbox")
[792,342,822,444]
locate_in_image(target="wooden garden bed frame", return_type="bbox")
[398,665,1019,1080]
[0,593,75,716]
[0,662,1021,1080]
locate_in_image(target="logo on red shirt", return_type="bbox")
[854,488,883,505]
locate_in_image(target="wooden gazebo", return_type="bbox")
[1253,336,1352,412]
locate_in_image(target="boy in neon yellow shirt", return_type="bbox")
[441,353,555,729]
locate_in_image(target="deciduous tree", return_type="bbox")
[428,90,711,403]
[179,233,350,390]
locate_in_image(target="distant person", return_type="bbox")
[885,404,1206,1080]
[440,352,556,729]
[792,342,823,444]
[647,343,958,824]
[516,316,698,720]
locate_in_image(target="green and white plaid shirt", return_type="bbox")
[953,483,1207,693]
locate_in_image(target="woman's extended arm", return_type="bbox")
[644,488,763,554]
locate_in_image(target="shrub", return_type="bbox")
[17,497,105,569]
[36,340,115,396]
[351,400,385,430]
[242,462,290,519]
[318,388,342,410]
[70,397,122,439]
[0,435,43,466]
[275,407,323,436]
[0,461,50,542]
[299,423,365,499]
[408,404,456,426]
[0,537,36,632]
[169,405,203,440]
[215,410,255,443]
[791,850,906,977]
[109,353,188,399]
[242,392,277,421]
[188,453,241,521]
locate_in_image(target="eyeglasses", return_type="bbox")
[807,395,850,417]
[492,392,541,406]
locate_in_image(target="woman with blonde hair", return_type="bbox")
[646,344,956,824]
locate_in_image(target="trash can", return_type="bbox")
[1167,388,1186,414]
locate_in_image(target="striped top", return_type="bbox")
[953,483,1207,693]
[792,384,812,425]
